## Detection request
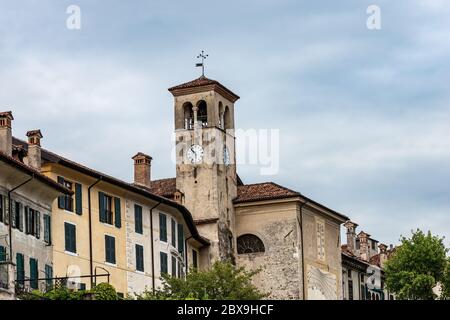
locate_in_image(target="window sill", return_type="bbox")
[101,222,116,228]
[135,270,145,275]
[105,262,117,267]
[65,251,78,257]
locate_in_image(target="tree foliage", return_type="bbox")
[136,261,267,300]
[384,229,448,300]
[21,282,118,300]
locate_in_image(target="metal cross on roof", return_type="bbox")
[196,50,209,76]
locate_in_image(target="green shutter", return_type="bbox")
[159,213,167,242]
[192,250,198,269]
[136,244,144,272]
[45,265,53,287]
[65,223,76,253]
[75,183,83,215]
[171,255,177,277]
[160,252,168,274]
[30,258,38,289]
[18,202,23,232]
[0,246,5,262]
[11,201,16,228]
[24,206,29,234]
[114,197,121,228]
[135,205,142,234]
[177,223,184,255]
[35,211,41,239]
[105,235,116,264]
[171,219,176,247]
[16,253,24,285]
[98,192,106,222]
[44,214,51,244]
[57,176,65,209]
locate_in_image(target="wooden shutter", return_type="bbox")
[159,213,167,242]
[57,176,65,209]
[44,214,51,244]
[135,205,142,234]
[18,203,23,232]
[16,253,25,285]
[160,252,168,274]
[136,244,144,272]
[114,197,121,228]
[11,201,16,228]
[171,219,176,247]
[171,255,177,277]
[0,194,3,223]
[45,265,53,286]
[177,223,184,255]
[24,206,30,234]
[105,236,116,264]
[35,211,41,239]
[30,258,38,289]
[98,192,106,222]
[75,183,83,215]
[65,223,76,253]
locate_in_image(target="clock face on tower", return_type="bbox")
[187,144,204,164]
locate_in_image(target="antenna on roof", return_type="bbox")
[196,50,208,77]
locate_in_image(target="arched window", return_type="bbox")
[183,102,194,129]
[237,234,265,254]
[197,100,208,127]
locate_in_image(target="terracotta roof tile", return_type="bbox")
[234,182,300,203]
[150,178,177,198]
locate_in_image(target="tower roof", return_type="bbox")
[168,76,240,103]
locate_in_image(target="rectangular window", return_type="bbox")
[192,250,198,269]
[45,265,53,287]
[26,208,40,239]
[171,255,177,277]
[159,213,167,242]
[14,201,23,231]
[171,218,176,247]
[64,222,77,253]
[99,192,113,225]
[348,279,354,300]
[16,253,25,286]
[105,235,116,264]
[136,244,144,272]
[160,252,168,274]
[135,205,143,234]
[30,258,39,289]
[58,177,74,212]
[356,239,361,250]
[75,183,83,215]
[0,245,6,262]
[177,223,184,256]
[44,214,51,245]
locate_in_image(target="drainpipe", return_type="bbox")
[298,200,308,300]
[149,201,161,294]
[184,236,193,275]
[8,174,35,263]
[88,177,102,288]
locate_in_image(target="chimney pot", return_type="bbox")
[0,111,14,156]
[132,152,152,188]
[26,129,43,171]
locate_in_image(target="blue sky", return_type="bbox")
[1,0,449,245]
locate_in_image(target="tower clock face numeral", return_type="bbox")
[187,144,204,164]
[223,147,231,166]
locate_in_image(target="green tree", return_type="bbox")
[384,229,448,300]
[137,261,267,300]
[441,257,450,300]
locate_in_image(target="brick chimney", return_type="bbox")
[0,111,13,156]
[26,130,43,171]
[357,231,371,261]
[132,152,152,188]
[344,220,358,254]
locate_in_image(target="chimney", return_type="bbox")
[26,130,43,171]
[132,152,152,188]
[344,220,358,254]
[0,111,13,156]
[357,231,371,261]
[378,243,388,268]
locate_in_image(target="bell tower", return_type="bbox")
[168,75,240,262]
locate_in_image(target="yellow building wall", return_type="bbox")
[42,163,128,294]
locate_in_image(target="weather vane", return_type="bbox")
[196,50,208,76]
